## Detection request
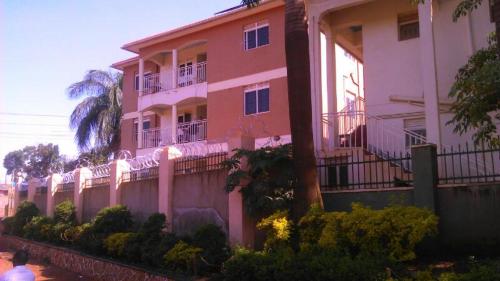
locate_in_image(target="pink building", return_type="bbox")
[112,1,290,156]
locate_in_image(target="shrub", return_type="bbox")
[50,222,74,245]
[1,217,15,234]
[73,223,103,254]
[164,241,202,274]
[315,203,438,262]
[23,216,53,241]
[104,232,138,258]
[53,200,76,225]
[192,224,230,271]
[92,205,133,235]
[221,248,275,281]
[12,201,39,235]
[257,210,292,252]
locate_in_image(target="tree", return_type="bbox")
[284,0,323,219]
[448,36,500,148]
[67,70,123,153]
[2,144,64,180]
[241,0,260,8]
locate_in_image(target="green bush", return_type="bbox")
[12,201,39,235]
[192,224,230,271]
[1,217,15,234]
[257,210,292,252]
[137,213,170,267]
[437,265,500,281]
[221,248,275,281]
[22,216,53,241]
[104,232,138,258]
[164,241,202,274]
[313,203,438,262]
[92,205,133,235]
[54,200,77,225]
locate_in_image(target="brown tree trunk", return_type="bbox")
[285,0,323,220]
[494,0,500,48]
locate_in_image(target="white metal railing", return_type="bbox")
[177,119,208,143]
[141,128,173,149]
[177,62,207,88]
[322,109,427,169]
[143,73,162,95]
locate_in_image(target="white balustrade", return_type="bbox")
[141,62,207,95]
[141,128,172,148]
[176,120,208,144]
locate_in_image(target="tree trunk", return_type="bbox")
[285,0,323,220]
[494,0,500,49]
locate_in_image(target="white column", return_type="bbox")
[172,49,178,88]
[418,1,442,147]
[74,168,91,223]
[171,105,177,144]
[158,147,175,231]
[325,27,338,149]
[160,112,169,145]
[138,112,144,149]
[309,14,323,155]
[138,58,144,95]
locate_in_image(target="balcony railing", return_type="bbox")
[139,120,208,149]
[177,62,207,88]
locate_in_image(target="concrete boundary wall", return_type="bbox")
[2,235,169,281]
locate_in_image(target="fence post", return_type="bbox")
[47,174,62,217]
[11,183,21,215]
[411,144,438,212]
[159,147,175,231]
[228,135,255,248]
[27,178,38,203]
[74,168,92,223]
[110,160,128,207]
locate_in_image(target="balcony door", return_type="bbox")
[178,60,193,87]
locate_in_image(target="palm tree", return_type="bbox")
[67,70,123,154]
[284,0,323,219]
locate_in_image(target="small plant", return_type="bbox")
[257,210,292,252]
[23,216,53,241]
[54,200,77,225]
[164,241,202,274]
[12,201,39,235]
[104,232,138,258]
[192,224,230,270]
[92,205,133,235]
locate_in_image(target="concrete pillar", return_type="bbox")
[171,104,177,144]
[109,160,129,207]
[227,135,256,247]
[160,112,169,145]
[418,1,442,147]
[324,26,338,149]
[308,14,323,155]
[74,168,92,223]
[172,49,178,88]
[158,147,175,231]
[47,174,62,217]
[138,112,144,149]
[12,182,21,214]
[27,179,37,203]
[411,144,438,212]
[138,58,144,94]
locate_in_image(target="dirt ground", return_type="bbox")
[0,239,96,281]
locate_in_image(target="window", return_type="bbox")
[398,12,419,41]
[244,23,269,50]
[133,118,151,142]
[404,118,426,147]
[134,72,152,91]
[244,84,269,115]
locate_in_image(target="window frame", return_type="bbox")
[134,71,152,92]
[244,83,270,116]
[244,22,270,51]
[398,12,419,41]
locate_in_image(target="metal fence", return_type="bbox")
[174,152,228,175]
[122,166,159,183]
[317,149,413,191]
[58,183,74,192]
[438,143,500,185]
[85,176,111,188]
[36,186,48,194]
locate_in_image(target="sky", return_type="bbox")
[0,0,241,183]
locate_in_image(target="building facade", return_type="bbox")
[112,1,290,156]
[306,0,496,158]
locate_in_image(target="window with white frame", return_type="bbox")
[244,83,270,115]
[404,118,426,148]
[244,22,269,50]
[134,72,151,91]
[398,11,419,41]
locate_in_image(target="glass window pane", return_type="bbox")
[258,88,269,112]
[135,75,139,91]
[246,30,257,50]
[143,121,151,130]
[245,91,257,115]
[257,26,269,46]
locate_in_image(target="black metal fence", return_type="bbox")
[85,176,111,188]
[122,166,159,183]
[174,152,228,175]
[36,186,47,194]
[317,149,413,191]
[438,143,500,185]
[58,183,74,192]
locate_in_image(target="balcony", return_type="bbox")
[139,120,208,149]
[138,62,208,112]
